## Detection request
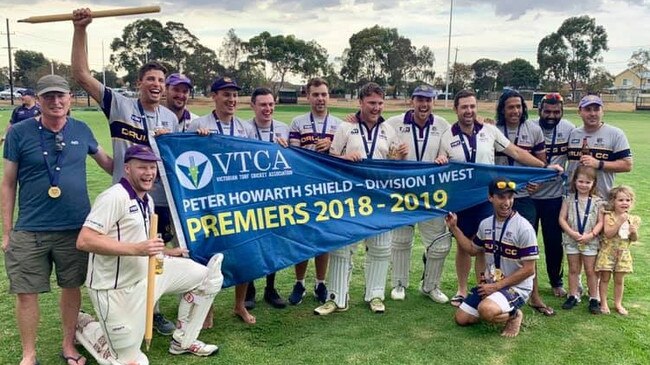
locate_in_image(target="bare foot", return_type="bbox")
[501,309,523,338]
[600,306,611,314]
[553,287,567,297]
[202,306,214,329]
[234,307,256,324]
[615,306,628,316]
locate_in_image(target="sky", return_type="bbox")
[1,0,649,82]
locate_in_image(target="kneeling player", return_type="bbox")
[77,145,222,364]
[445,177,539,337]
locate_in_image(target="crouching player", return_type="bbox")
[445,177,539,337]
[76,145,222,364]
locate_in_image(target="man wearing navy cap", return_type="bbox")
[445,177,539,337]
[10,89,41,125]
[165,73,198,132]
[567,95,633,197]
[188,77,253,138]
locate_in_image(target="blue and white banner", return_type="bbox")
[156,133,559,288]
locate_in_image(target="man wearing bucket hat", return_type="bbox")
[445,177,539,338]
[2,74,113,365]
[567,94,633,197]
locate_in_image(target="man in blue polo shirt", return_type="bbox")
[2,89,41,144]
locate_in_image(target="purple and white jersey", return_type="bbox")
[177,108,199,132]
[188,112,253,138]
[567,123,632,197]
[83,178,154,290]
[329,114,398,160]
[473,212,539,300]
[385,111,450,162]
[439,122,510,164]
[495,120,545,198]
[289,112,342,150]
[247,119,290,142]
[531,118,575,199]
[99,85,179,206]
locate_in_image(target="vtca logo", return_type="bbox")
[175,151,213,190]
[212,150,291,174]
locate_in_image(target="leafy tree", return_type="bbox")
[586,67,613,93]
[471,58,501,97]
[628,48,650,90]
[448,63,473,95]
[14,50,48,87]
[537,16,608,99]
[219,29,247,71]
[165,21,199,71]
[342,25,417,96]
[91,67,121,88]
[408,46,436,84]
[184,44,225,95]
[247,31,329,96]
[498,58,539,90]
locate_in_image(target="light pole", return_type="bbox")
[145,31,152,63]
[444,0,454,108]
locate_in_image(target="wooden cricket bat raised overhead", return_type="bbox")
[18,6,161,23]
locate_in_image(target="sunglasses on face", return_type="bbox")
[495,181,516,189]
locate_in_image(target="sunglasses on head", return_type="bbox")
[542,93,563,102]
[495,181,516,189]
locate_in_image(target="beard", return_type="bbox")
[539,116,560,130]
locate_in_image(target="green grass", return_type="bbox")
[1,105,649,364]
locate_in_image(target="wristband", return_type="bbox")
[598,160,604,170]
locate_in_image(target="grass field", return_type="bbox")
[1,104,649,365]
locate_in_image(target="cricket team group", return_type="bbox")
[1,8,637,365]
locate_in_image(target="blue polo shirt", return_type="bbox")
[10,104,41,125]
[3,117,99,230]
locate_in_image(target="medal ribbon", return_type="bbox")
[38,120,67,191]
[255,121,275,142]
[212,111,235,136]
[358,120,380,159]
[408,111,432,162]
[503,123,523,166]
[575,193,592,235]
[459,126,477,163]
[310,112,329,139]
[491,212,514,269]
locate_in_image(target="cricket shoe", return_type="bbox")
[288,282,306,305]
[369,298,385,313]
[169,338,218,357]
[391,286,406,301]
[314,300,348,315]
[314,282,328,304]
[419,283,449,304]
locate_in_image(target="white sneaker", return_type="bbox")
[419,283,449,303]
[428,288,449,304]
[369,298,385,313]
[391,286,406,300]
[313,300,348,316]
[169,338,218,357]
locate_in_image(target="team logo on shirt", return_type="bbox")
[175,151,213,190]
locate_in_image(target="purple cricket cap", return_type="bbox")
[578,95,603,109]
[211,76,241,92]
[124,145,161,163]
[165,73,193,89]
[412,85,435,98]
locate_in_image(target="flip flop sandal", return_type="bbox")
[529,304,556,316]
[60,352,86,365]
[450,294,465,307]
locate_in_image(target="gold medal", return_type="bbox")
[48,186,61,198]
[494,268,504,282]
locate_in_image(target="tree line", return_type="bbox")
[3,15,650,99]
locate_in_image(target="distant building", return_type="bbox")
[609,66,650,102]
